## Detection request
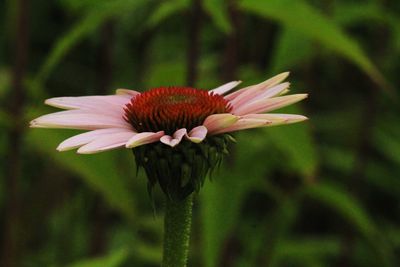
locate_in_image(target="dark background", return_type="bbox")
[1,0,400,266]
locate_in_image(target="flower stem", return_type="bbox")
[162,194,193,267]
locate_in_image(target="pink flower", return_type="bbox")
[30,72,307,154]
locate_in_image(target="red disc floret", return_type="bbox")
[124,87,232,134]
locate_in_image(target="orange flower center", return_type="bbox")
[124,87,231,134]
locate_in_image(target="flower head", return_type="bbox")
[31,72,308,200]
[30,72,307,153]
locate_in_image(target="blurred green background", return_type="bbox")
[1,0,400,266]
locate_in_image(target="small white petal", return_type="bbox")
[115,88,140,96]
[125,131,164,148]
[186,126,208,143]
[160,129,187,147]
[209,81,242,95]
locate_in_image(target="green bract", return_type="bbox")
[132,134,236,201]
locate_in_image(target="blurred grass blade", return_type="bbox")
[270,27,313,72]
[304,182,395,266]
[68,248,128,267]
[203,0,232,33]
[263,108,317,178]
[200,133,283,267]
[26,129,136,220]
[239,0,390,92]
[305,182,374,236]
[35,0,148,83]
[274,237,341,265]
[145,0,189,29]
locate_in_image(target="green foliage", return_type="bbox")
[1,0,400,266]
[146,0,189,29]
[203,0,232,33]
[239,0,389,90]
[68,248,128,267]
[35,0,150,84]
[26,128,136,220]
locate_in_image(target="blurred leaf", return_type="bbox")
[365,161,400,196]
[146,0,189,29]
[0,109,11,129]
[146,61,186,87]
[374,128,400,166]
[270,27,313,72]
[274,237,340,265]
[203,0,232,33]
[304,182,395,266]
[35,0,149,83]
[261,199,300,267]
[0,67,10,98]
[333,2,400,52]
[263,111,317,177]
[201,175,248,267]
[68,248,128,267]
[304,182,374,236]
[26,128,136,220]
[201,132,283,267]
[133,242,162,264]
[239,0,389,91]
[320,145,355,173]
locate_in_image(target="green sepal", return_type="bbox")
[132,134,234,201]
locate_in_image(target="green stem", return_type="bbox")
[162,194,194,267]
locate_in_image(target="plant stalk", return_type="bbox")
[162,194,194,267]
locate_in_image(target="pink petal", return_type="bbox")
[242,113,308,125]
[160,128,187,147]
[229,82,290,110]
[115,88,141,96]
[45,95,131,111]
[209,81,241,95]
[203,113,239,134]
[233,94,308,115]
[224,72,289,101]
[186,126,207,143]
[238,82,291,107]
[30,110,131,130]
[77,132,136,154]
[57,128,133,151]
[125,131,164,148]
[211,118,272,135]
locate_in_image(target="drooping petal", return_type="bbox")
[160,128,187,147]
[77,132,136,154]
[45,95,131,111]
[242,113,308,125]
[30,110,132,130]
[224,72,289,101]
[186,125,207,143]
[230,82,290,110]
[202,113,239,134]
[233,94,308,115]
[211,118,272,135]
[57,128,133,151]
[115,88,141,96]
[125,131,164,148]
[209,81,241,95]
